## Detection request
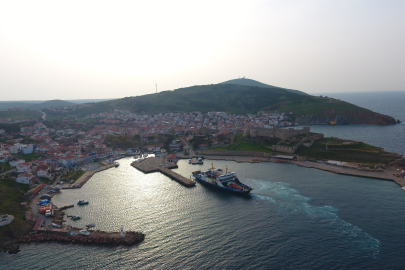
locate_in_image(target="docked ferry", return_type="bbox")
[192,163,253,194]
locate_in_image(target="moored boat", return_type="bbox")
[192,162,253,194]
[80,229,90,236]
[77,200,89,205]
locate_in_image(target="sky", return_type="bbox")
[1,0,404,101]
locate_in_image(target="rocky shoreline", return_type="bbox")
[295,111,398,125]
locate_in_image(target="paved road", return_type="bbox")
[178,137,195,158]
[0,168,15,176]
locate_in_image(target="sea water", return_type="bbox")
[1,91,405,269]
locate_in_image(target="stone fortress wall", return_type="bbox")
[243,125,310,140]
[243,125,323,154]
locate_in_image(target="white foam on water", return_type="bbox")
[250,179,380,259]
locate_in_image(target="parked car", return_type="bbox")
[45,210,51,216]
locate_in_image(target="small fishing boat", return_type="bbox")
[77,200,89,205]
[86,223,95,228]
[39,200,50,205]
[80,229,90,236]
[71,216,81,220]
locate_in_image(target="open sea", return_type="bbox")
[1,91,405,270]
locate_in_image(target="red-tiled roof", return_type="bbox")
[30,184,46,195]
[33,218,44,230]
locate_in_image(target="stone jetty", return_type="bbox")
[63,163,116,189]
[19,231,145,246]
[131,157,195,187]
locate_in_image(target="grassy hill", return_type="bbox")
[0,101,43,110]
[27,99,75,110]
[0,179,34,251]
[219,78,309,96]
[71,84,308,116]
[49,82,396,124]
[0,110,42,120]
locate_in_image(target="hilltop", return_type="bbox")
[67,84,309,116]
[219,78,308,96]
[27,100,75,110]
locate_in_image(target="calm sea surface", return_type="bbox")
[1,91,405,269]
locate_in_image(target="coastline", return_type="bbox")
[201,155,405,187]
[63,163,116,189]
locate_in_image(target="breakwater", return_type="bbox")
[19,231,145,246]
[131,157,195,187]
[63,163,116,189]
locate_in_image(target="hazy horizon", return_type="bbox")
[1,89,405,103]
[1,1,404,101]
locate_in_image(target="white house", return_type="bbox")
[8,145,19,154]
[37,169,52,179]
[60,156,79,166]
[22,144,33,154]
[9,159,26,167]
[17,173,36,184]
[16,162,32,173]
[0,152,11,163]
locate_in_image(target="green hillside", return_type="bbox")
[0,110,42,120]
[48,82,396,125]
[71,84,307,116]
[27,99,75,110]
[219,78,309,96]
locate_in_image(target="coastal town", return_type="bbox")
[1,107,405,254]
[0,109,298,186]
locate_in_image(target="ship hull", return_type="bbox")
[193,175,251,194]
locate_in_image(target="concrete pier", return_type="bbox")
[157,167,195,187]
[131,157,195,187]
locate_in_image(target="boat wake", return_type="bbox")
[250,180,380,259]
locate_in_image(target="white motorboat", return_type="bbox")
[80,229,90,236]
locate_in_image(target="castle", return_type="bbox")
[243,125,310,140]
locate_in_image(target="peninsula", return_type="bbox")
[31,78,399,125]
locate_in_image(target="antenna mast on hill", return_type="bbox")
[155,83,157,94]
